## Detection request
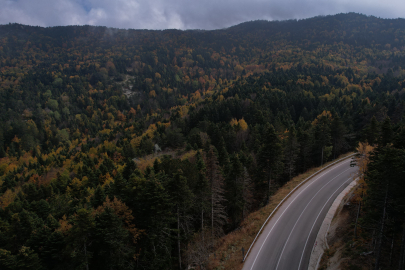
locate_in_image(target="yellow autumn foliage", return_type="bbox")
[230,118,238,127]
[230,118,248,131]
[0,188,20,209]
[311,110,333,126]
[353,142,374,201]
[101,173,114,187]
[238,118,248,131]
[216,95,225,102]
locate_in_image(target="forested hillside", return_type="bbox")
[0,13,404,270]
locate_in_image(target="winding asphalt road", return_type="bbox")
[242,158,357,270]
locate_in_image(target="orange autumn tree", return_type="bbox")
[96,196,141,244]
[353,142,374,197]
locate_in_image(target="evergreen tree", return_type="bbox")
[297,128,313,172]
[111,172,127,201]
[225,155,244,228]
[130,173,173,269]
[92,207,135,270]
[284,126,300,180]
[166,170,194,270]
[379,117,393,147]
[330,115,346,159]
[32,199,51,220]
[241,167,253,219]
[14,246,43,270]
[0,146,6,158]
[91,185,106,208]
[205,147,227,237]
[257,123,283,204]
[42,231,65,269]
[122,158,137,180]
[364,116,380,146]
[394,126,405,149]
[68,208,95,270]
[0,249,15,270]
[313,115,331,166]
[194,151,210,236]
[363,147,405,270]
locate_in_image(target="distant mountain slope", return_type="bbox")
[0,13,405,270]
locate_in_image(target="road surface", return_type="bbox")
[242,158,357,270]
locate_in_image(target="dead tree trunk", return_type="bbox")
[389,237,394,267]
[201,208,204,244]
[321,146,324,166]
[399,223,405,270]
[211,192,214,239]
[177,206,181,270]
[354,200,361,238]
[84,242,89,270]
[266,168,272,205]
[375,186,389,270]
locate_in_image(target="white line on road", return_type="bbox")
[249,160,350,270]
[274,168,351,270]
[297,177,353,269]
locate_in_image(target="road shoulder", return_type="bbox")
[308,178,359,270]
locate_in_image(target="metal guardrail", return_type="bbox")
[242,153,356,262]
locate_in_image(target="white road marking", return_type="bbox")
[297,177,353,269]
[274,168,351,270]
[248,160,350,270]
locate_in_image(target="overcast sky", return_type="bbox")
[1,0,404,30]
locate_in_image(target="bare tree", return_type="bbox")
[205,147,227,238]
[185,231,212,270]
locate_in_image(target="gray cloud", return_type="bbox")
[1,0,404,30]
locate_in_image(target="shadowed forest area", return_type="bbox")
[0,13,405,270]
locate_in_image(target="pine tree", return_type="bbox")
[194,151,210,237]
[363,147,405,270]
[122,158,137,180]
[217,137,230,168]
[0,249,15,270]
[394,126,405,149]
[92,207,135,270]
[364,116,380,146]
[284,126,300,180]
[130,173,173,269]
[42,231,65,269]
[226,155,244,228]
[330,115,346,159]
[205,147,227,238]
[0,146,6,158]
[68,208,95,270]
[34,199,50,220]
[297,128,313,172]
[379,117,393,147]
[91,185,106,208]
[15,246,43,270]
[166,170,194,270]
[111,172,127,201]
[313,115,331,166]
[257,123,283,204]
[241,167,253,219]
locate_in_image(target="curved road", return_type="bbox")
[242,158,357,270]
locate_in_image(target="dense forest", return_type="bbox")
[0,13,404,269]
